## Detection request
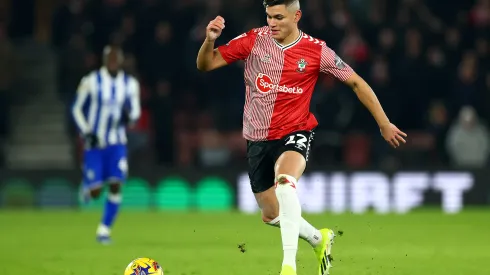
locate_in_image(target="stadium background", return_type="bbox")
[0,1,488,274]
[0,0,488,212]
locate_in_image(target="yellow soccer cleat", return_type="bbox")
[280,265,297,275]
[314,228,336,275]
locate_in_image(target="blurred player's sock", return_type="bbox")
[275,174,301,271]
[102,193,121,227]
[97,193,122,239]
[79,185,91,205]
[267,217,323,247]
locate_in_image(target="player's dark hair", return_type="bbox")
[263,0,299,8]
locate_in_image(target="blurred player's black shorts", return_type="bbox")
[246,129,315,193]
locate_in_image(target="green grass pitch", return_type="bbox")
[0,209,488,275]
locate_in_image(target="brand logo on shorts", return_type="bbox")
[86,169,95,180]
[255,73,304,94]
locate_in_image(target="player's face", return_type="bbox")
[266,5,301,41]
[106,51,121,72]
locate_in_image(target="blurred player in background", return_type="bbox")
[72,45,141,244]
[197,0,406,274]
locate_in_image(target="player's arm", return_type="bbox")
[197,16,228,72]
[320,44,407,148]
[197,16,254,72]
[127,78,141,123]
[72,76,99,149]
[344,72,407,148]
[196,40,228,72]
[344,73,390,129]
[120,78,141,127]
[71,76,91,135]
[196,42,227,72]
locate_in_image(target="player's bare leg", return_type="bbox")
[96,181,123,245]
[255,188,279,223]
[89,187,103,199]
[80,181,103,204]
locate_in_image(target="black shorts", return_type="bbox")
[246,130,315,193]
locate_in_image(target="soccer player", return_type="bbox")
[196,0,407,274]
[72,45,141,244]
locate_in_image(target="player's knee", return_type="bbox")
[108,182,121,194]
[275,174,297,188]
[90,188,102,199]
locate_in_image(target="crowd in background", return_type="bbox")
[1,0,489,169]
[0,19,17,167]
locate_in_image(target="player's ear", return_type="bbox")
[294,10,302,23]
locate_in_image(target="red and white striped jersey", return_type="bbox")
[217,26,354,141]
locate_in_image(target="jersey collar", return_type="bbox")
[272,30,303,51]
[100,66,123,79]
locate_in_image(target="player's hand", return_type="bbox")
[206,16,225,42]
[83,133,99,149]
[120,109,131,126]
[380,123,407,148]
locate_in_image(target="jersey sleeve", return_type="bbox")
[319,43,354,82]
[126,77,141,122]
[217,30,257,64]
[72,75,92,134]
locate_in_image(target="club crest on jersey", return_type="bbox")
[296,59,308,73]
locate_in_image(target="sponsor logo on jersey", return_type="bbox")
[255,73,304,94]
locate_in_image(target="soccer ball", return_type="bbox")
[124,257,164,275]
